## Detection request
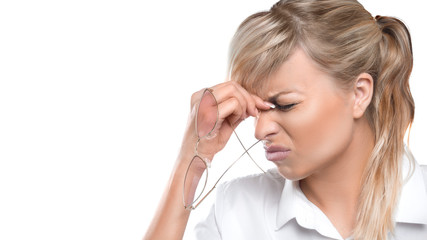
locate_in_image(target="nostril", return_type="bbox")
[262,139,272,148]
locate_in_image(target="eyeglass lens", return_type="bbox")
[196,89,218,139]
[183,89,218,209]
[183,89,265,210]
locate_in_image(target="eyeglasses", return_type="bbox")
[183,88,265,210]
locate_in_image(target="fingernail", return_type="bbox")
[264,102,276,109]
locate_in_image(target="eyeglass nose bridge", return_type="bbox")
[194,138,212,168]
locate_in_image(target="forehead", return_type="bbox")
[257,48,337,99]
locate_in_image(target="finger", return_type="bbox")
[213,82,268,117]
[212,83,249,119]
[217,98,245,127]
[228,82,258,117]
[252,94,274,111]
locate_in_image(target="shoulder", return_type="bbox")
[216,168,285,210]
[212,168,285,235]
[219,168,285,197]
[403,148,427,193]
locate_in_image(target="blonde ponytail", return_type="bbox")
[354,15,415,240]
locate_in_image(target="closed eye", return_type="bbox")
[275,103,297,111]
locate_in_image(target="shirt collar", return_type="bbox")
[276,179,296,228]
[275,154,427,237]
[276,179,342,239]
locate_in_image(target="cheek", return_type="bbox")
[285,96,354,170]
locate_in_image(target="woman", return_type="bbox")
[144,0,427,239]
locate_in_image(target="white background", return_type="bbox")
[0,1,425,240]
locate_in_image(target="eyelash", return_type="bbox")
[274,103,297,112]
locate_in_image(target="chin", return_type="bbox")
[276,165,310,181]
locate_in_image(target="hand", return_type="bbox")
[143,82,272,240]
[185,81,270,163]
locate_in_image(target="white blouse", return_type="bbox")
[194,156,427,240]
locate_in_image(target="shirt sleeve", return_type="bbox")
[194,184,224,240]
[194,204,221,240]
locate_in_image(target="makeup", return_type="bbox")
[264,145,291,162]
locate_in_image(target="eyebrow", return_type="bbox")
[267,90,300,102]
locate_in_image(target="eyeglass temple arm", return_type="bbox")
[192,139,261,209]
[232,129,266,173]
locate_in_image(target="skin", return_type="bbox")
[255,48,375,238]
[144,47,375,239]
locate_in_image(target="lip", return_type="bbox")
[264,145,291,162]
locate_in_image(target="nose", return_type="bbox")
[254,110,280,141]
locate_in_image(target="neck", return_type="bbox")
[299,117,375,238]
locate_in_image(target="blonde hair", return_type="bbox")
[228,0,415,239]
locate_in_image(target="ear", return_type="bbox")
[353,73,374,119]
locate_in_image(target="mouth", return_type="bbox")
[264,145,291,162]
